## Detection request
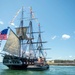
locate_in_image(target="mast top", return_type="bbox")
[30,7,33,20]
[20,6,24,27]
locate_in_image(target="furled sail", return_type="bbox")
[16,27,28,40]
[3,29,20,56]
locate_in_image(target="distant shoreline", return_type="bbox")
[48,63,75,66]
[47,60,75,66]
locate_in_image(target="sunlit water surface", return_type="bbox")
[0,63,75,75]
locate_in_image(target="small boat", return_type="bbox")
[0,6,50,71]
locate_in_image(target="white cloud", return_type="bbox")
[62,34,70,40]
[51,35,56,40]
[0,21,4,25]
[10,22,17,27]
[10,22,15,26]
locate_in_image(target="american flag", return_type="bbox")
[0,28,8,40]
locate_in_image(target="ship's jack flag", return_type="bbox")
[0,28,8,40]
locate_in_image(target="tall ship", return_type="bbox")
[0,7,49,70]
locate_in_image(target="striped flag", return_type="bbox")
[0,28,8,40]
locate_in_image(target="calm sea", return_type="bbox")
[0,62,75,75]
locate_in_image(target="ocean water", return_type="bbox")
[0,63,75,75]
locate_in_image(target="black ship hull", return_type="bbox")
[3,55,37,70]
[6,64,28,70]
[3,55,49,70]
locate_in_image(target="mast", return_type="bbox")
[37,24,51,57]
[29,7,33,39]
[19,6,24,57]
[29,7,33,56]
[21,6,24,37]
[28,7,35,57]
[38,23,42,47]
[37,23,44,57]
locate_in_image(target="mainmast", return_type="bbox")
[27,7,35,58]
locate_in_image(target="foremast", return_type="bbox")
[16,7,28,57]
[19,6,24,57]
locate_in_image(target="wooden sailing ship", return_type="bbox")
[1,7,49,70]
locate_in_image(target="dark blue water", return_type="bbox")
[0,63,75,75]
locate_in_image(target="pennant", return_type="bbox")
[0,28,8,40]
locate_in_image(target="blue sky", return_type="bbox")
[0,0,75,61]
